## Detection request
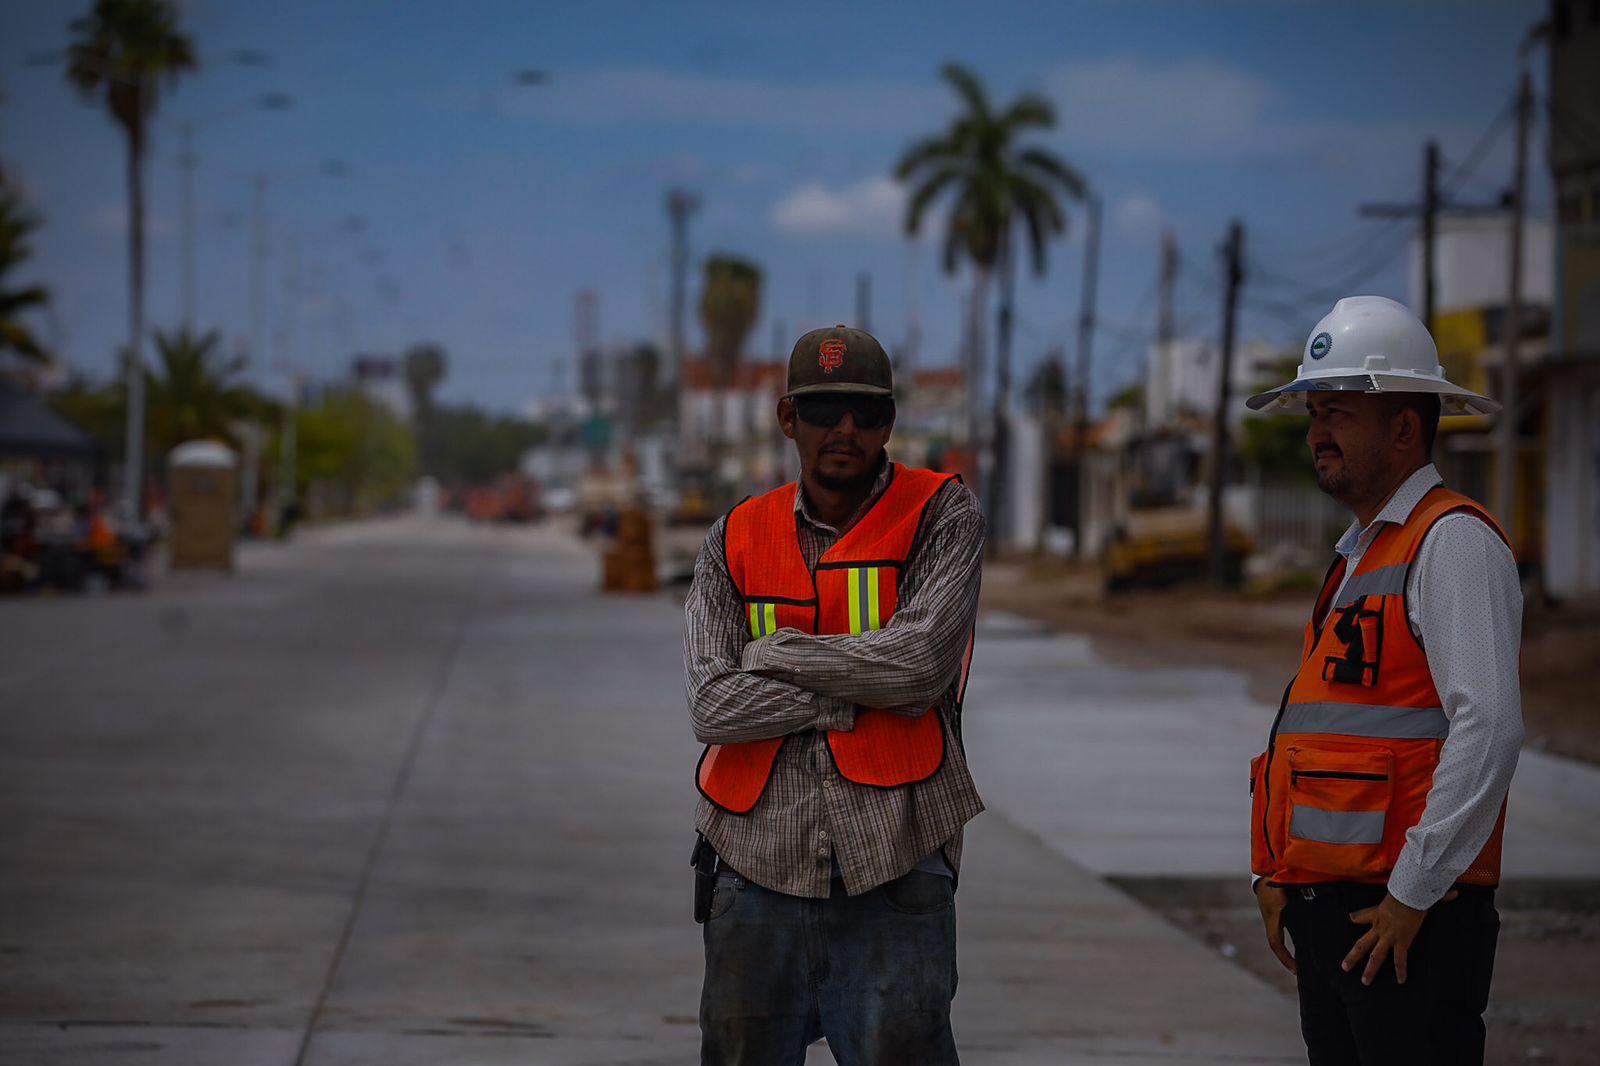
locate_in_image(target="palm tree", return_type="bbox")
[403,343,448,474]
[699,255,762,391]
[67,0,198,519]
[0,167,51,366]
[895,63,1086,544]
[144,327,256,454]
[697,255,762,485]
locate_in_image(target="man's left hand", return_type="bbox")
[1343,889,1456,985]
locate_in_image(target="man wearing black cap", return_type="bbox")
[685,325,986,1064]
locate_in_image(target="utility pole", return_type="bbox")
[665,188,700,430]
[856,271,872,333]
[250,173,268,363]
[1496,69,1532,539]
[1155,229,1178,428]
[180,121,196,333]
[1207,220,1245,587]
[1362,138,1515,333]
[1422,142,1438,330]
[121,73,149,524]
[988,230,1015,555]
[1070,194,1102,556]
[903,240,921,387]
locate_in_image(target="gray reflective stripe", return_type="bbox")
[1335,562,1408,607]
[1280,702,1448,739]
[1291,805,1385,845]
[856,568,871,634]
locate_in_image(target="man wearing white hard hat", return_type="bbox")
[1245,296,1522,1064]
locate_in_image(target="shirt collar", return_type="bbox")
[1334,463,1444,558]
[795,453,893,534]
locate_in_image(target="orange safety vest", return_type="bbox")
[1251,486,1512,887]
[697,464,970,814]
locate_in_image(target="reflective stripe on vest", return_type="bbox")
[748,601,779,638]
[1332,562,1409,608]
[846,566,884,634]
[698,465,966,814]
[1291,806,1385,846]
[1251,486,1513,888]
[1279,702,1449,739]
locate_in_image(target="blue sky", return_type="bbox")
[1,0,1547,413]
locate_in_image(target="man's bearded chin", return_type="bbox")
[813,458,879,493]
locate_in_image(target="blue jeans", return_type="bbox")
[699,868,960,1065]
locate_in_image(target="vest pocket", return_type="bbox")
[1282,745,1394,880]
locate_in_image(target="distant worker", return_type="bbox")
[1245,296,1522,1064]
[684,325,985,1064]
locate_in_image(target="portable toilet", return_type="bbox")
[168,440,237,571]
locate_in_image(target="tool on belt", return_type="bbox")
[691,833,718,924]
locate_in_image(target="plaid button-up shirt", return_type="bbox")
[684,457,987,898]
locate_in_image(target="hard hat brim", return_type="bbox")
[1245,371,1500,416]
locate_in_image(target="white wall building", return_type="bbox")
[1146,339,1284,429]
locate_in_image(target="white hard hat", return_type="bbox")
[1245,295,1499,415]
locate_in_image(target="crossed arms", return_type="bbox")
[684,488,985,745]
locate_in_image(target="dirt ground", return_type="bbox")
[982,556,1600,766]
[983,558,1600,1063]
[1112,877,1600,1065]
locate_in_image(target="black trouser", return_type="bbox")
[1282,883,1500,1066]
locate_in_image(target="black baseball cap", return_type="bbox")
[783,325,893,400]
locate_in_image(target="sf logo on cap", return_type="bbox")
[818,339,846,373]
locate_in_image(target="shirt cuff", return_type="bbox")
[740,634,774,673]
[1386,850,1451,910]
[813,696,856,733]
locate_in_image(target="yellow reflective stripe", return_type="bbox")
[847,568,863,634]
[866,567,882,630]
[748,602,780,637]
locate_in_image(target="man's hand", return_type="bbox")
[1254,882,1296,975]
[1343,889,1456,985]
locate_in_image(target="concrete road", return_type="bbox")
[969,613,1600,882]
[1,517,1307,1064]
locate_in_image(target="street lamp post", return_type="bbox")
[177,93,293,334]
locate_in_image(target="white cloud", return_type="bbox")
[1043,56,1473,173]
[1046,57,1281,158]
[770,177,906,238]
[1113,193,1162,233]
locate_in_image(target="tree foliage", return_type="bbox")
[427,404,547,486]
[0,167,50,364]
[143,327,263,454]
[895,63,1086,278]
[698,256,761,390]
[1237,354,1313,483]
[292,389,416,512]
[67,0,197,151]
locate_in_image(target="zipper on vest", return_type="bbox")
[1291,770,1389,782]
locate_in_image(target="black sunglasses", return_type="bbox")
[793,394,895,430]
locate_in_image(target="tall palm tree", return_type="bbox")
[0,167,51,366]
[403,343,448,474]
[67,0,197,519]
[144,326,255,454]
[895,63,1085,544]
